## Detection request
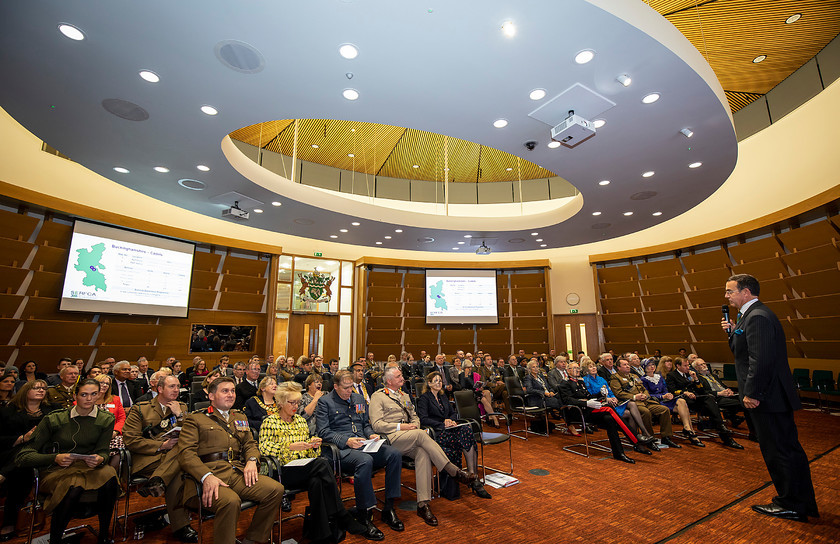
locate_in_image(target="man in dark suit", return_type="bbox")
[46,357,72,386]
[233,360,260,410]
[503,355,526,382]
[724,274,818,522]
[597,353,617,381]
[691,357,754,437]
[546,355,569,392]
[322,358,339,392]
[135,357,153,395]
[350,362,374,404]
[111,360,141,409]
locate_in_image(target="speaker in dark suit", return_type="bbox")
[725,274,818,521]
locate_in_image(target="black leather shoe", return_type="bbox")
[172,525,199,543]
[416,503,438,527]
[584,425,598,434]
[455,469,479,486]
[689,436,705,447]
[614,453,635,464]
[752,503,808,522]
[644,439,661,452]
[281,495,292,512]
[357,510,384,541]
[470,480,492,499]
[338,511,368,536]
[633,443,652,455]
[660,436,681,449]
[722,436,744,449]
[381,508,404,532]
[729,415,745,427]
[137,475,166,498]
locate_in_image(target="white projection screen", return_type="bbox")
[425,269,498,325]
[60,220,195,317]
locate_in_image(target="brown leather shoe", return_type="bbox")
[416,503,438,526]
[455,469,478,486]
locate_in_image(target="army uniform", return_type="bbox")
[123,400,190,532]
[46,384,75,409]
[610,371,674,438]
[178,407,284,544]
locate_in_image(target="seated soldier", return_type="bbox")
[178,378,284,544]
[124,375,198,542]
[610,358,681,449]
[369,368,479,527]
[45,364,80,409]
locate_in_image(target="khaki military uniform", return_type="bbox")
[46,384,75,409]
[178,407,284,544]
[610,371,673,437]
[123,399,190,531]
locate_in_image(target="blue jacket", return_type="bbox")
[316,389,373,449]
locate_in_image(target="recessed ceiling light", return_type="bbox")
[253,208,263,213]
[200,105,218,115]
[348,153,354,157]
[338,43,358,59]
[540,244,547,248]
[343,88,359,100]
[505,167,513,171]
[339,229,348,233]
[196,164,210,171]
[154,166,169,173]
[785,13,801,24]
[271,201,282,206]
[529,88,546,100]
[464,235,472,238]
[351,222,360,226]
[642,171,655,178]
[623,211,633,216]
[652,211,663,216]
[139,70,160,83]
[452,247,460,250]
[311,144,319,148]
[375,241,382,245]
[531,232,538,236]
[752,55,767,63]
[501,21,516,38]
[536,238,543,242]
[642,93,660,104]
[680,128,694,138]
[58,23,84,41]
[493,119,508,128]
[592,211,601,216]
[394,229,402,233]
[113,167,129,174]
[384,236,392,239]
[616,74,632,87]
[547,141,561,149]
[330,235,338,239]
[457,241,465,245]
[574,50,595,64]
[412,164,419,169]
[598,180,610,186]
[593,119,606,128]
[689,162,702,168]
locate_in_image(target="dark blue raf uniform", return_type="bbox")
[315,389,401,509]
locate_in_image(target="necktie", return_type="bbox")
[736,311,743,322]
[120,382,131,407]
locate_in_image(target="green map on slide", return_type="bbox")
[74,242,107,292]
[429,280,447,310]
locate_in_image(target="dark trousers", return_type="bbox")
[282,458,344,541]
[717,396,755,434]
[686,395,725,428]
[751,410,818,515]
[337,444,402,510]
[1,467,33,529]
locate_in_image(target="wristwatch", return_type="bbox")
[248,457,258,463]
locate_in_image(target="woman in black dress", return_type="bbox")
[416,371,491,499]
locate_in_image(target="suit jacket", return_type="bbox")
[315,389,374,449]
[597,365,616,382]
[112,378,142,406]
[665,369,708,397]
[503,365,526,382]
[415,390,455,434]
[135,390,156,403]
[522,373,554,406]
[546,368,567,392]
[46,373,61,387]
[123,399,187,475]
[369,388,420,441]
[728,300,800,413]
[234,379,259,410]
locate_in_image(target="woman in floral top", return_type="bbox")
[258,382,366,542]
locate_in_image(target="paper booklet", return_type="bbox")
[362,438,385,453]
[483,472,520,488]
[284,457,315,467]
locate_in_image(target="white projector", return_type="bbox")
[222,207,249,220]
[551,114,596,147]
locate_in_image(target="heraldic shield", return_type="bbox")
[298,271,335,303]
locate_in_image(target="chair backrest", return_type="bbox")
[191,381,205,395]
[812,370,835,390]
[413,381,425,399]
[193,400,211,412]
[504,376,525,397]
[454,390,482,428]
[722,363,737,381]
[792,368,811,388]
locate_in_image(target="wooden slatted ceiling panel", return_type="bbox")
[725,91,764,112]
[229,120,294,147]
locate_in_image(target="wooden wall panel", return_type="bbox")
[0,209,39,241]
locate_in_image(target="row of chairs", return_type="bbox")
[793,368,840,410]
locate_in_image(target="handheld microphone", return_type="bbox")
[722,304,731,332]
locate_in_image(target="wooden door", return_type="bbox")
[552,313,600,359]
[287,313,340,359]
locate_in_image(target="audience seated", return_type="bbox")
[111,360,141,409]
[523,359,562,412]
[298,374,325,435]
[691,358,755,439]
[243,376,279,433]
[477,354,510,415]
[640,360,704,447]
[191,370,221,407]
[350,362,375,404]
[597,353,617,381]
[504,355,526,382]
[610,358,681,449]
[46,357,72,387]
[546,355,569,392]
[233,360,262,410]
[46,364,80,408]
[581,359,653,444]
[93,374,126,463]
[293,357,314,385]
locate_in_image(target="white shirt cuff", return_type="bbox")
[200,472,212,483]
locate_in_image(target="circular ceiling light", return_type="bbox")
[330,235,338,239]
[342,88,359,100]
[139,70,160,83]
[592,211,601,216]
[58,23,84,41]
[178,178,205,191]
[574,50,595,64]
[384,236,392,239]
[457,241,465,245]
[501,21,516,38]
[253,208,263,213]
[196,164,210,171]
[642,92,660,104]
[529,88,546,100]
[351,222,360,226]
[752,55,767,63]
[271,201,282,206]
[535,238,543,242]
[113,167,129,174]
[200,105,218,115]
[598,180,610,186]
[339,229,348,233]
[394,229,402,233]
[493,119,508,128]
[785,13,801,24]
[452,247,459,250]
[153,166,169,173]
[652,211,663,216]
[375,241,382,245]
[642,171,655,178]
[464,235,472,238]
[547,141,561,148]
[531,232,538,236]
[689,162,702,168]
[623,211,634,216]
[540,244,547,248]
[505,167,512,171]
[338,43,358,59]
[593,119,606,128]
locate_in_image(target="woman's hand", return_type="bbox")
[84,454,104,468]
[444,419,457,428]
[663,393,674,400]
[55,453,74,467]
[289,441,313,451]
[606,397,618,406]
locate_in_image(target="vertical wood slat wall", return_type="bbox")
[0,206,273,369]
[364,267,550,359]
[595,214,840,363]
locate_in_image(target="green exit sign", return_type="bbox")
[314,252,323,257]
[570,308,579,314]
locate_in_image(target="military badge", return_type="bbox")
[160,419,169,429]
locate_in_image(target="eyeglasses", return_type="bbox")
[286,400,300,406]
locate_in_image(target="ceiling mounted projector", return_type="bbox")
[475,242,492,255]
[222,200,249,220]
[551,110,596,148]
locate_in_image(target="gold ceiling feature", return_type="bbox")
[649,0,840,112]
[229,119,557,183]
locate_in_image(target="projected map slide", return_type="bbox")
[425,270,498,324]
